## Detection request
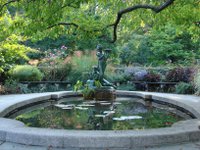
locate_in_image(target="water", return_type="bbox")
[16,97,183,130]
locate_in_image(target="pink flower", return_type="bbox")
[61,45,67,50]
[50,61,54,65]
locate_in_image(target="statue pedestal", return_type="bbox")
[95,86,116,101]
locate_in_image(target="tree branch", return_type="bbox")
[0,0,20,13]
[109,0,175,43]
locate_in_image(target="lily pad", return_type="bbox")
[113,116,142,121]
[103,111,115,114]
[75,107,88,110]
[95,114,106,118]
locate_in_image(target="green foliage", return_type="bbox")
[0,0,199,85]
[148,25,198,65]
[94,80,102,88]
[74,80,95,99]
[37,45,72,81]
[118,24,200,66]
[9,65,43,81]
[27,50,45,60]
[68,55,97,83]
[0,34,36,73]
[74,80,83,92]
[194,70,200,95]
[3,79,20,94]
[175,82,194,94]
[74,79,102,99]
[117,83,135,91]
[82,86,95,100]
[18,83,71,94]
[1,0,199,43]
[106,72,129,84]
[118,34,151,66]
[38,60,72,81]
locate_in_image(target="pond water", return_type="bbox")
[16,97,184,130]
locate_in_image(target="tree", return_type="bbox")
[0,0,199,43]
[148,24,199,65]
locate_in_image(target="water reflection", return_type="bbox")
[16,98,183,130]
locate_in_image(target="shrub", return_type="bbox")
[144,72,161,82]
[3,79,21,94]
[166,67,196,82]
[165,68,185,82]
[124,67,148,81]
[0,34,36,73]
[9,65,43,81]
[184,67,196,82]
[38,59,72,81]
[175,82,194,94]
[194,71,200,95]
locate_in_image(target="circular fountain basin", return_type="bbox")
[14,97,184,130]
[0,91,200,149]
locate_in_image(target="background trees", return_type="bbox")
[0,0,199,74]
[0,0,199,43]
[0,0,199,94]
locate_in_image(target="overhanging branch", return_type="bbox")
[109,0,175,43]
[47,22,104,33]
[0,0,20,13]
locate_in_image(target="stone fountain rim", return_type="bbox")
[0,91,200,149]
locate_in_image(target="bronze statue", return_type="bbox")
[94,45,116,88]
[96,44,111,83]
[84,45,116,101]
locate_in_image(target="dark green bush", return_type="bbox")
[9,65,43,81]
[175,82,194,94]
[3,79,21,94]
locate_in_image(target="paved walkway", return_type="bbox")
[0,91,200,150]
[1,140,200,150]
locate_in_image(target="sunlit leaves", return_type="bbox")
[0,34,36,72]
[0,0,199,42]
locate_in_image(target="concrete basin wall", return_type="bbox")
[0,91,200,149]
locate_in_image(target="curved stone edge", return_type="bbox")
[151,94,200,119]
[0,91,200,148]
[0,91,81,117]
[117,91,200,119]
[0,119,200,148]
